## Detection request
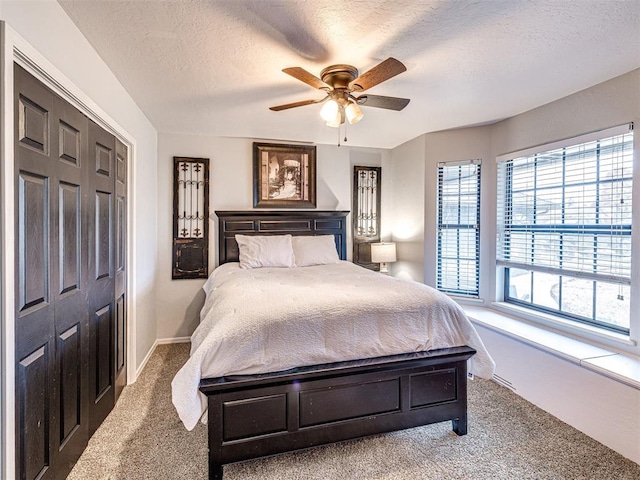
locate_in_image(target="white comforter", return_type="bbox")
[172,261,495,430]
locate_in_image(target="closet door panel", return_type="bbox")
[18,93,49,156]
[58,324,81,445]
[95,191,112,280]
[116,295,125,377]
[14,64,96,480]
[17,172,50,314]
[114,139,127,401]
[94,305,113,400]
[59,182,81,294]
[18,344,50,480]
[51,93,91,478]
[15,65,58,480]
[87,120,116,435]
[95,142,112,177]
[58,120,81,166]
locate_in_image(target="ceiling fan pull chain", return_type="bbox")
[337,124,341,147]
[344,121,348,143]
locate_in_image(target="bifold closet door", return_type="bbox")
[15,64,90,480]
[14,63,124,479]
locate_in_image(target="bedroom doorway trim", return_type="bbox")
[0,22,138,480]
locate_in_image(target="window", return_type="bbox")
[497,125,633,333]
[437,160,481,297]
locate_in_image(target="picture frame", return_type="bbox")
[253,142,317,208]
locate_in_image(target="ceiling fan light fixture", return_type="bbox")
[326,106,344,128]
[325,117,341,128]
[345,102,363,125]
[269,58,409,137]
[320,99,339,122]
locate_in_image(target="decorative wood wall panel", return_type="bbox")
[352,166,382,270]
[172,157,209,279]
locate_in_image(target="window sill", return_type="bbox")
[462,305,640,390]
[491,301,634,346]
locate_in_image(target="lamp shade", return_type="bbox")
[370,242,397,263]
[325,116,342,128]
[345,102,363,125]
[320,99,339,122]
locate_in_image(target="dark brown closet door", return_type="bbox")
[14,64,90,480]
[114,139,127,402]
[15,64,127,479]
[87,120,117,436]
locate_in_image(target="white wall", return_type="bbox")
[388,135,426,282]
[0,1,159,477]
[476,324,640,464]
[156,133,390,339]
[422,126,493,291]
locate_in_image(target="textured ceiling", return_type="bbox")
[58,0,640,149]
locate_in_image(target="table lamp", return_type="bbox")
[370,242,397,273]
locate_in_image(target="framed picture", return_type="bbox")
[253,142,317,208]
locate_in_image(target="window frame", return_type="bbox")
[436,159,482,298]
[496,124,634,335]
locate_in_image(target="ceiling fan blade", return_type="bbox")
[349,58,407,92]
[355,94,410,111]
[282,67,330,90]
[269,97,327,111]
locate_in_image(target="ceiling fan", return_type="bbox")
[269,57,410,128]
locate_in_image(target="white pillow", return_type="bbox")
[235,234,295,269]
[292,235,340,267]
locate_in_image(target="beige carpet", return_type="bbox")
[68,343,640,479]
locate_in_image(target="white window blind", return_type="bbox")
[437,159,481,297]
[496,124,633,332]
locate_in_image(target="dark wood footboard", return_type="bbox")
[199,346,476,480]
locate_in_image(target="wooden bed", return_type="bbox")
[199,210,476,480]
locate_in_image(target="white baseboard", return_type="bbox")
[133,336,191,382]
[134,339,159,381]
[157,336,191,345]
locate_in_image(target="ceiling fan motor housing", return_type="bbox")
[320,64,359,89]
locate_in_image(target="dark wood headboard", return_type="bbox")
[215,211,350,264]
